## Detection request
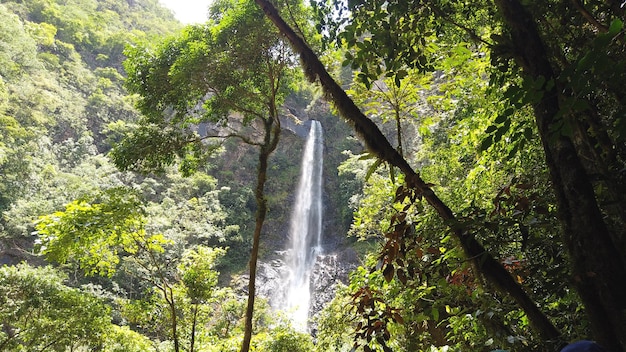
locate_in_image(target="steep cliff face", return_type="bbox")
[309,250,358,320]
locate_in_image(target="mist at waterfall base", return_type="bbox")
[281,120,324,330]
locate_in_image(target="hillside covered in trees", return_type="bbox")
[0,0,355,350]
[2,0,626,351]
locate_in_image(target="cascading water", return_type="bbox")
[283,120,324,330]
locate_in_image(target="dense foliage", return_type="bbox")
[3,0,626,351]
[0,0,317,351]
[258,0,626,350]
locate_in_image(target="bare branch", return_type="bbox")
[429,4,494,47]
[200,133,264,146]
[570,0,609,33]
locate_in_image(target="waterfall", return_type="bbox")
[284,120,324,330]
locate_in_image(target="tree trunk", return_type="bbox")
[253,0,561,342]
[241,116,280,352]
[165,287,180,352]
[190,303,198,352]
[493,0,626,349]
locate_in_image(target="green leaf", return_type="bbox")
[358,152,377,160]
[608,19,623,36]
[394,75,401,88]
[506,143,520,160]
[494,108,513,124]
[534,75,546,90]
[493,127,506,144]
[480,136,493,151]
[571,99,589,112]
[577,52,593,71]
[365,158,383,182]
[432,307,439,321]
[35,187,148,277]
[523,127,533,140]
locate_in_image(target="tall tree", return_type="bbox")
[35,187,185,349]
[35,186,231,351]
[348,72,426,158]
[112,1,303,350]
[492,2,626,348]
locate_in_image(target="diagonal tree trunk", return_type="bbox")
[253,0,561,342]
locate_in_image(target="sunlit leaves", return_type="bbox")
[336,0,438,88]
[318,0,494,92]
[35,187,169,277]
[258,325,315,352]
[0,263,111,351]
[0,5,41,78]
[0,0,182,215]
[328,11,560,347]
[109,122,213,176]
[179,246,225,303]
[104,325,155,352]
[479,75,540,159]
[117,0,302,176]
[347,68,431,163]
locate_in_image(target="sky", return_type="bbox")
[159,0,213,24]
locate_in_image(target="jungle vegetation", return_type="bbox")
[1,0,625,351]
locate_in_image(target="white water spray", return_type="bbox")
[284,120,324,330]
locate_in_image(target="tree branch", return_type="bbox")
[570,0,609,33]
[429,4,494,46]
[200,133,264,146]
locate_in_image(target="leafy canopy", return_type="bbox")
[35,187,169,277]
[0,263,111,351]
[112,0,302,175]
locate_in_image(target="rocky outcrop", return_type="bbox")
[250,247,359,332]
[309,250,358,317]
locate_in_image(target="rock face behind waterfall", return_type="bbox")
[254,257,289,301]
[253,248,358,325]
[309,249,358,316]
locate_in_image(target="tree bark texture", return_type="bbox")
[493,0,626,350]
[253,0,561,342]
